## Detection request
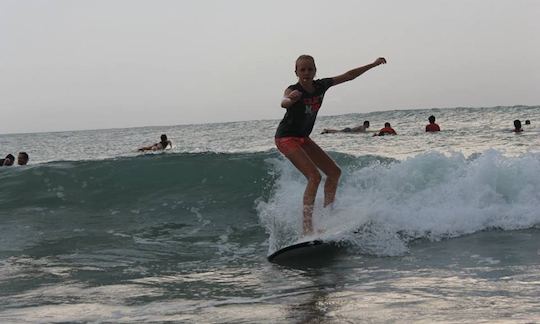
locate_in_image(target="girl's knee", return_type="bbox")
[329,166,341,179]
[307,171,322,184]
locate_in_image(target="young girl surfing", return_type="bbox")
[275,55,387,235]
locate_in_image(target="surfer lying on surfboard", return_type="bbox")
[138,134,172,152]
[274,55,387,235]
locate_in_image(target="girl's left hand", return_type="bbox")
[374,57,387,65]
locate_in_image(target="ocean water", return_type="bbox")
[1,106,540,323]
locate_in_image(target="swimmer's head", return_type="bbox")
[514,119,522,129]
[428,115,436,123]
[17,152,29,165]
[384,122,391,128]
[363,120,370,128]
[3,154,14,166]
[160,134,167,142]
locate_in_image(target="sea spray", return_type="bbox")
[259,150,540,255]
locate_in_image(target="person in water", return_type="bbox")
[0,154,15,166]
[275,54,387,235]
[138,134,172,151]
[425,115,441,132]
[513,119,523,133]
[321,121,370,134]
[17,152,29,165]
[373,122,397,136]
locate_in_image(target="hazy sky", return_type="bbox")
[1,0,539,134]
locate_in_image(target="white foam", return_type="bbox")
[259,150,540,255]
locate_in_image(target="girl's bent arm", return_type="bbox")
[281,89,293,108]
[281,89,302,108]
[332,57,386,86]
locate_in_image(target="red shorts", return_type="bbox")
[275,136,312,155]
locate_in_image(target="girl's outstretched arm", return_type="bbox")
[332,57,387,86]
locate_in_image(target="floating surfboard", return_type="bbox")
[267,238,341,264]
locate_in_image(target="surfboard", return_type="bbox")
[267,238,341,264]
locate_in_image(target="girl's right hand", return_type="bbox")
[287,90,303,102]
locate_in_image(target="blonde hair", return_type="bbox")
[295,55,316,71]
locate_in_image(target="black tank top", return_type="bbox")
[275,78,334,138]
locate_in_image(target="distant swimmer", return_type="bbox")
[425,115,441,132]
[373,122,397,136]
[17,152,29,165]
[525,120,531,125]
[138,134,172,152]
[321,121,370,134]
[0,154,15,166]
[275,54,387,235]
[513,120,523,133]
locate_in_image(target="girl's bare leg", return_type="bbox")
[283,149,321,235]
[302,140,341,207]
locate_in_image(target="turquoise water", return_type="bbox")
[1,106,540,322]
